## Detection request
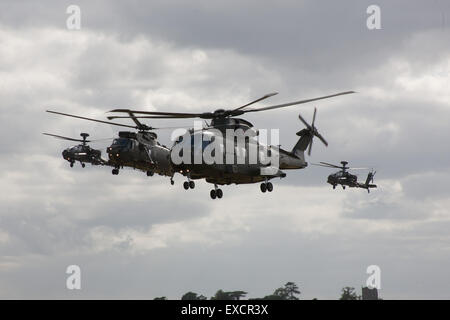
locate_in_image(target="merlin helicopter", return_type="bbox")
[43,132,107,167]
[46,110,175,180]
[107,91,355,199]
[313,161,377,193]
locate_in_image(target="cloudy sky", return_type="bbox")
[0,0,449,299]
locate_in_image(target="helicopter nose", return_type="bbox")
[107,146,122,159]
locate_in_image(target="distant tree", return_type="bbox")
[211,290,247,300]
[228,291,247,300]
[339,287,360,300]
[259,282,301,300]
[154,296,167,300]
[284,282,301,300]
[181,292,207,300]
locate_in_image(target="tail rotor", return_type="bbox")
[297,107,328,156]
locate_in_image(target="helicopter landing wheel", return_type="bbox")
[183,181,189,190]
[210,188,223,199]
[333,185,336,189]
[266,182,273,192]
[189,181,195,189]
[81,163,85,168]
[112,168,119,175]
[70,162,74,168]
[343,186,346,190]
[147,171,154,177]
[170,179,174,185]
[260,183,267,193]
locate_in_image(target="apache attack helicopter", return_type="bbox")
[313,161,377,193]
[43,132,107,168]
[46,111,175,181]
[107,91,355,199]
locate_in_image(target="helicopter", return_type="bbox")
[107,91,355,199]
[313,161,377,193]
[43,132,107,168]
[46,110,175,180]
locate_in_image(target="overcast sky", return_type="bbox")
[0,0,449,299]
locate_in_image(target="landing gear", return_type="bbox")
[260,180,273,193]
[170,177,175,185]
[183,181,195,190]
[70,162,74,168]
[333,185,336,189]
[260,183,267,193]
[210,184,223,200]
[183,174,195,190]
[81,163,85,168]
[112,168,119,175]
[342,186,346,190]
[146,171,154,177]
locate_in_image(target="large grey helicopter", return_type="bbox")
[107,91,355,199]
[46,110,175,181]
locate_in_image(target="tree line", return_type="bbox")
[153,282,367,300]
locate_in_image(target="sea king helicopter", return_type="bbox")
[313,161,377,193]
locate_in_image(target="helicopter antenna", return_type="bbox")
[80,133,89,146]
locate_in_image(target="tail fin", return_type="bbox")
[291,129,312,161]
[364,171,377,192]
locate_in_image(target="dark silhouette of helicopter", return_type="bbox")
[46,91,364,199]
[43,132,106,167]
[107,91,353,199]
[313,161,377,193]
[45,110,176,179]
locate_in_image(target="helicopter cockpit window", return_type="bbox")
[112,138,130,147]
[70,146,82,152]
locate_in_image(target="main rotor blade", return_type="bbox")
[46,110,137,129]
[107,115,196,120]
[42,133,86,143]
[232,92,278,112]
[311,163,338,168]
[319,161,341,168]
[243,91,355,113]
[109,109,203,119]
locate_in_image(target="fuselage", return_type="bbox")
[62,144,102,165]
[170,128,307,185]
